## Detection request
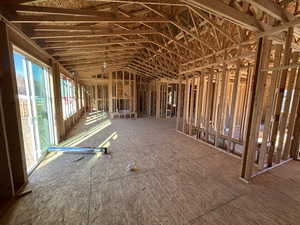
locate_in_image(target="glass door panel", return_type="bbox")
[31,62,51,156]
[13,52,37,173]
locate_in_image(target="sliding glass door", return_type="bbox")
[14,52,37,172]
[30,62,51,156]
[13,49,56,173]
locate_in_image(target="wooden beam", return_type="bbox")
[9,15,169,24]
[181,39,255,66]
[67,62,129,70]
[0,0,38,4]
[88,0,185,6]
[244,0,288,21]
[185,0,262,31]
[57,52,135,62]
[131,59,174,78]
[42,39,147,49]
[52,46,143,56]
[0,14,73,77]
[188,6,238,44]
[257,17,300,38]
[32,25,109,32]
[180,51,255,74]
[62,56,133,66]
[12,5,115,17]
[30,30,159,39]
[144,4,216,52]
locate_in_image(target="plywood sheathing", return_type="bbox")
[1,116,300,225]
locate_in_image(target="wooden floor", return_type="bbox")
[1,112,300,225]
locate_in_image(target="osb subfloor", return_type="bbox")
[1,112,300,225]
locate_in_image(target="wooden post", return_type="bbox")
[176,78,182,130]
[122,71,125,113]
[108,72,113,114]
[129,73,132,112]
[258,45,283,169]
[205,73,213,141]
[196,75,204,134]
[156,81,161,119]
[194,78,200,126]
[188,77,195,135]
[276,52,299,162]
[268,27,293,167]
[241,38,272,181]
[228,59,242,150]
[242,65,253,140]
[0,88,15,199]
[212,72,220,131]
[165,82,169,118]
[75,76,79,116]
[95,84,98,111]
[147,83,151,116]
[216,64,227,145]
[283,66,300,159]
[52,62,65,141]
[133,73,137,114]
[0,21,27,192]
[182,77,190,133]
[290,100,300,159]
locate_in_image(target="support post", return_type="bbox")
[283,66,300,159]
[268,27,293,167]
[216,64,227,145]
[241,38,272,181]
[108,72,113,114]
[52,62,65,141]
[133,73,137,114]
[228,59,241,150]
[0,88,15,199]
[188,77,195,135]
[176,78,182,130]
[156,81,161,119]
[276,52,299,162]
[0,21,27,192]
[258,45,283,169]
[147,84,151,116]
[95,84,98,111]
[205,73,213,141]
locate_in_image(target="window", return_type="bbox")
[60,74,77,119]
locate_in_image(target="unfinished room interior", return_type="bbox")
[1,0,300,224]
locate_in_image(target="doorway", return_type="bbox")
[13,49,56,173]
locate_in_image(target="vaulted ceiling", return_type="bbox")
[0,0,299,79]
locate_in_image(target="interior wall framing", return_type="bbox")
[176,30,300,181]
